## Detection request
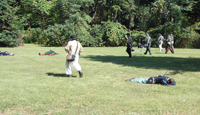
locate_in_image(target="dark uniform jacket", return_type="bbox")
[147,76,173,86]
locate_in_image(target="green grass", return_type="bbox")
[0,44,200,115]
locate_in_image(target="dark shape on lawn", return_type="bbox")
[0,51,14,56]
[46,72,77,78]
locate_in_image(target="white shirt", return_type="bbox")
[158,35,164,42]
[65,40,83,54]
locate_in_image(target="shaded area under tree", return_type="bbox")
[83,55,200,75]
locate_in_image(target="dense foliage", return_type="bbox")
[0,0,200,48]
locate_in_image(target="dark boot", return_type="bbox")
[78,71,83,78]
[67,75,72,78]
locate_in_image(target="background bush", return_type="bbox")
[1,0,200,48]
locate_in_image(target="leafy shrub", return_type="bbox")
[0,31,20,47]
[32,21,104,47]
[40,21,101,47]
[130,30,146,46]
[0,0,25,47]
[89,24,104,47]
[23,36,37,44]
[100,22,128,46]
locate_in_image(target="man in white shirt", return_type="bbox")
[65,35,83,78]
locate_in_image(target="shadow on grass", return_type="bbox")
[83,55,200,74]
[46,72,77,78]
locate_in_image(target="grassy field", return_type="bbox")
[0,44,200,115]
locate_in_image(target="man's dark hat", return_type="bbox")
[69,34,78,39]
[126,33,130,35]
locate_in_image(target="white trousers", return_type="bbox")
[65,54,82,75]
[159,41,163,51]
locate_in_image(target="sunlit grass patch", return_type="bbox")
[0,44,200,114]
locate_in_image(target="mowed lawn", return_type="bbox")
[0,44,200,115]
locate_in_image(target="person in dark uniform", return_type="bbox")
[165,34,174,54]
[126,33,133,58]
[0,51,14,56]
[144,33,152,55]
[125,76,176,86]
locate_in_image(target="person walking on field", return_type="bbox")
[170,34,175,53]
[165,34,174,54]
[65,34,83,78]
[158,33,164,51]
[126,33,133,58]
[144,33,152,55]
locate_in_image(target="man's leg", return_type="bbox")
[49,53,55,55]
[169,46,174,53]
[39,50,54,56]
[66,61,72,77]
[128,48,132,57]
[45,50,54,55]
[127,78,149,84]
[148,45,152,55]
[165,45,169,54]
[72,54,83,77]
[144,46,148,54]
[159,44,161,51]
[126,44,132,57]
[159,42,163,51]
[171,44,174,53]
[39,53,45,56]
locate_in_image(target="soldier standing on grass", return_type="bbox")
[65,35,83,78]
[126,33,133,58]
[158,33,164,51]
[170,34,175,53]
[165,34,174,54]
[144,33,152,55]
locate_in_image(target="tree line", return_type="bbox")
[0,0,200,48]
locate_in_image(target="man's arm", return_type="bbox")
[157,36,160,42]
[65,42,71,52]
[79,42,83,53]
[162,80,170,86]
